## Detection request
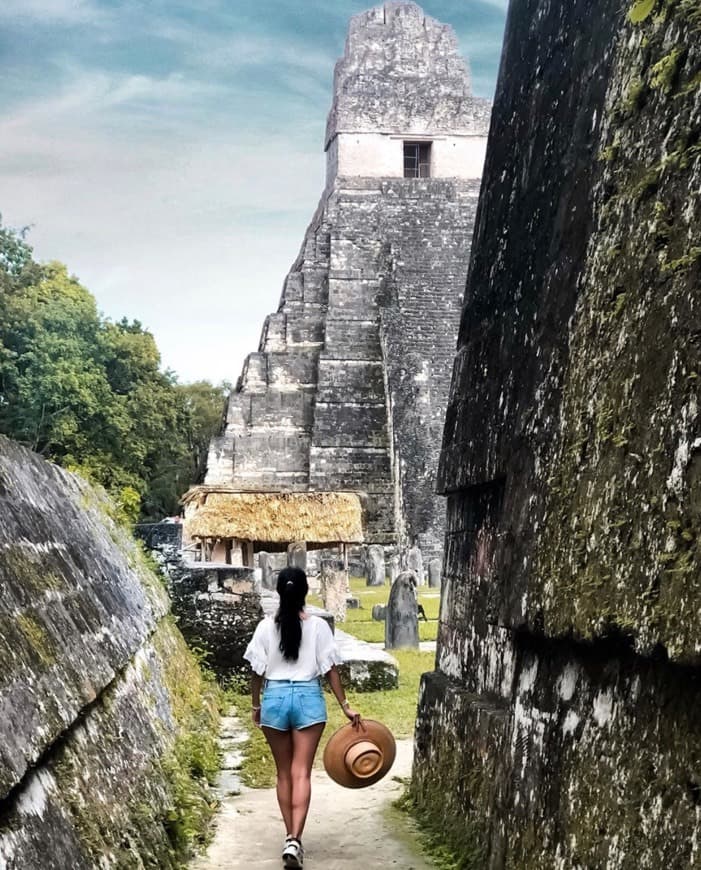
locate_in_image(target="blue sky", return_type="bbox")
[0,0,508,383]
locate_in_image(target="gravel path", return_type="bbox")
[193,736,433,870]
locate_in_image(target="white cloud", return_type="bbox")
[0,63,326,383]
[3,68,223,131]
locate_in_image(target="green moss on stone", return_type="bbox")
[394,788,485,870]
[533,0,700,657]
[623,77,646,113]
[629,163,662,198]
[2,547,64,595]
[629,0,658,24]
[16,613,55,665]
[153,619,222,857]
[404,775,487,870]
[661,245,701,273]
[46,619,222,869]
[650,48,684,93]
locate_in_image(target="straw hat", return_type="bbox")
[323,719,396,789]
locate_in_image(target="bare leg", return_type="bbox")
[262,727,294,835]
[290,722,325,839]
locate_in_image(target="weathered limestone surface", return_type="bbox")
[0,620,210,869]
[326,1,489,144]
[320,558,348,622]
[334,628,399,691]
[165,561,263,680]
[414,1,701,867]
[134,520,182,556]
[366,543,386,586]
[0,438,167,799]
[385,571,419,649]
[0,437,218,867]
[206,3,487,564]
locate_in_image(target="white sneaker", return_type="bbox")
[282,837,303,868]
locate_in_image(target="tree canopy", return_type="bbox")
[0,219,228,521]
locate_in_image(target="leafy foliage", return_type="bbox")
[0,218,227,520]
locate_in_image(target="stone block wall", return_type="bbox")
[414,0,701,866]
[377,177,481,558]
[208,175,479,560]
[0,437,219,867]
[166,563,263,681]
[325,1,490,146]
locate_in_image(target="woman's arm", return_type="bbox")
[325,665,361,725]
[251,673,263,728]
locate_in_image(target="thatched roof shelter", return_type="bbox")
[182,487,364,546]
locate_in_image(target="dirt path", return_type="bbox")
[194,738,433,870]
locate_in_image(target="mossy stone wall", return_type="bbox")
[415,0,701,866]
[535,0,701,659]
[0,438,219,867]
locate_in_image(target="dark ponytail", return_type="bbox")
[275,567,308,661]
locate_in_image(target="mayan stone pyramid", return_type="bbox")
[203,2,490,560]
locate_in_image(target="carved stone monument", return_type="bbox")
[287,541,307,572]
[320,559,348,623]
[259,552,275,590]
[385,571,419,650]
[406,545,424,586]
[428,557,441,589]
[367,544,386,587]
[388,554,400,585]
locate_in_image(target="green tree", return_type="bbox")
[140,380,229,521]
[0,261,121,461]
[178,380,230,481]
[0,220,228,521]
[0,218,35,280]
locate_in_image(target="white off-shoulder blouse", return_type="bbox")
[243,614,343,681]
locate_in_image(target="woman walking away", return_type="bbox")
[244,567,361,869]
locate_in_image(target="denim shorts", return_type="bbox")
[261,679,327,731]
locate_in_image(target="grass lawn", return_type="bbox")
[310,576,441,643]
[232,576,440,788]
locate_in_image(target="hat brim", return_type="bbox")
[323,719,397,789]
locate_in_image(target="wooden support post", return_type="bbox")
[244,540,255,568]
